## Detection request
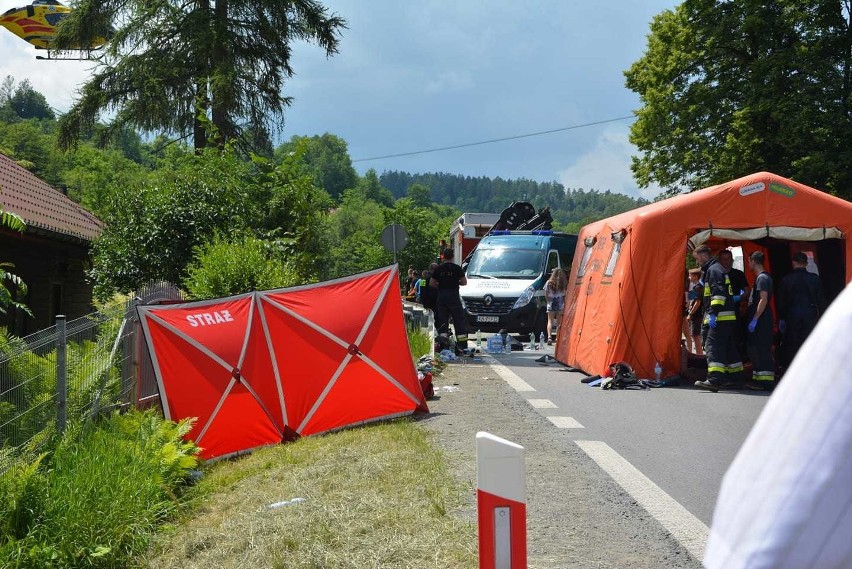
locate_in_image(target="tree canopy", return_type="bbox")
[274,133,358,199]
[626,0,852,199]
[54,0,346,151]
[0,80,651,302]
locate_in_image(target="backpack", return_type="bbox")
[604,361,641,390]
[434,334,452,353]
[420,280,437,310]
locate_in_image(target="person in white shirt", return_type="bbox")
[704,280,852,569]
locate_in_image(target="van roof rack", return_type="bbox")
[461,202,553,265]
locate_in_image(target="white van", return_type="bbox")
[459,230,577,338]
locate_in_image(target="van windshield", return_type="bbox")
[466,247,544,279]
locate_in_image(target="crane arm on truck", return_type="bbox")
[460,202,554,267]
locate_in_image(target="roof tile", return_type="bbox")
[0,152,102,241]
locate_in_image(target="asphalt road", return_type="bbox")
[488,345,771,526]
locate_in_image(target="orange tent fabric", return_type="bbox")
[138,265,428,460]
[555,172,852,379]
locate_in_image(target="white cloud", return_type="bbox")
[0,33,94,111]
[558,128,662,200]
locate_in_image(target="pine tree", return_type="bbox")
[54,0,346,151]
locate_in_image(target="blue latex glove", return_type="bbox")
[707,313,717,328]
[748,318,757,333]
[779,320,786,334]
[733,289,745,303]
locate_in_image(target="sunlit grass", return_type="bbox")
[142,419,477,569]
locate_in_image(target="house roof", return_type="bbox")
[0,152,103,242]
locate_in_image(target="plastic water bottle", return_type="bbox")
[476,329,482,351]
[654,361,662,381]
[504,335,511,353]
[539,332,546,351]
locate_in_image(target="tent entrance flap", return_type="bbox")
[689,226,842,249]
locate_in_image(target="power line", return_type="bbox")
[352,115,635,163]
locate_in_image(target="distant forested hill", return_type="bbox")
[380,171,649,230]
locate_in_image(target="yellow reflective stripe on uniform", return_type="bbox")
[717,311,736,317]
[711,300,725,307]
[753,371,775,381]
[717,315,736,321]
[704,286,711,297]
[725,364,744,373]
[708,365,726,373]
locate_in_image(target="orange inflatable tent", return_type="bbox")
[137,265,428,460]
[555,172,852,379]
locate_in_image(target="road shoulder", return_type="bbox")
[419,360,701,569]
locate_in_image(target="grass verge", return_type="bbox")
[142,419,477,568]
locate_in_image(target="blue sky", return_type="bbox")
[0,0,678,198]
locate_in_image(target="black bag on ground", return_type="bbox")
[605,361,641,389]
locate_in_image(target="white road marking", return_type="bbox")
[547,416,584,429]
[487,359,536,392]
[575,440,709,561]
[527,398,558,409]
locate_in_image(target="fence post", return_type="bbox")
[55,314,67,434]
[121,297,140,406]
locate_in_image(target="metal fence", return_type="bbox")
[0,282,184,473]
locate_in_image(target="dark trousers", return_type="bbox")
[435,296,467,340]
[747,316,775,384]
[781,311,819,368]
[704,322,743,385]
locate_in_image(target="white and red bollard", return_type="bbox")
[476,431,526,568]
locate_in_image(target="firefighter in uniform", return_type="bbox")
[693,245,743,391]
[745,251,775,390]
[777,251,827,371]
[429,248,470,355]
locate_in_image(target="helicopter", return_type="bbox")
[0,0,107,60]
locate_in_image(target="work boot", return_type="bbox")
[694,380,720,393]
[454,337,470,357]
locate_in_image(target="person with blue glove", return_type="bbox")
[745,251,775,390]
[692,245,744,392]
[708,313,717,328]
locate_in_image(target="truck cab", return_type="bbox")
[459,230,577,338]
[449,212,501,263]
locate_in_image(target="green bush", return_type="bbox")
[0,411,199,568]
[407,327,432,361]
[183,233,300,299]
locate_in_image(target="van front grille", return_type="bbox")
[463,297,516,314]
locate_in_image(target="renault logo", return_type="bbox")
[483,294,493,306]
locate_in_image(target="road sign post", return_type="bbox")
[380,223,409,265]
